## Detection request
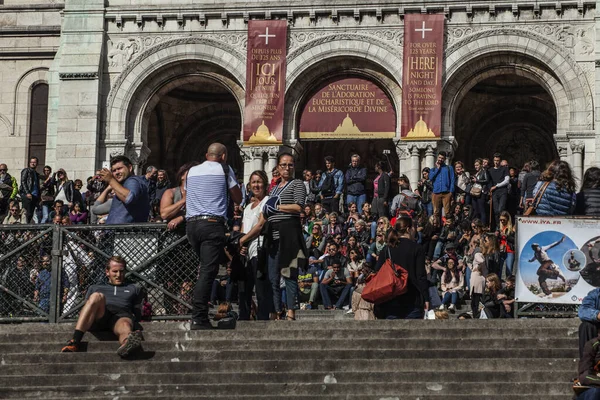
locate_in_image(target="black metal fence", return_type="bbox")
[0,224,199,323]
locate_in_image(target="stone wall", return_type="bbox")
[0,0,598,183]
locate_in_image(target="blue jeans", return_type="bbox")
[41,204,51,224]
[370,221,378,240]
[347,194,366,212]
[465,267,471,292]
[578,387,600,400]
[320,283,352,308]
[267,243,299,312]
[433,241,444,260]
[442,291,459,305]
[505,252,515,277]
[422,202,433,217]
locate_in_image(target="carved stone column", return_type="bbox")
[103,139,128,167]
[425,145,436,170]
[558,143,569,162]
[410,145,420,187]
[266,147,278,180]
[128,142,151,175]
[251,147,265,173]
[394,140,410,178]
[570,140,585,185]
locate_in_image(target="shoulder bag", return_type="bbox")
[523,181,551,216]
[361,247,409,304]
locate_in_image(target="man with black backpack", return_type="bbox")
[319,156,344,214]
[390,175,421,220]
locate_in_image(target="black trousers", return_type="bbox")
[21,196,39,223]
[322,197,340,214]
[491,190,507,228]
[471,292,482,319]
[579,320,600,358]
[186,219,226,324]
[240,257,273,320]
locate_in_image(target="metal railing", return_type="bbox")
[0,224,199,323]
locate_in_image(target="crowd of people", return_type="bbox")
[2,149,600,324]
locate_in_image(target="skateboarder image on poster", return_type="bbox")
[528,235,569,298]
[564,250,585,272]
[580,237,600,287]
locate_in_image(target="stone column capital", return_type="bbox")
[570,140,585,153]
[266,146,279,159]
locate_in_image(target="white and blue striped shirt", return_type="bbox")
[185,161,238,219]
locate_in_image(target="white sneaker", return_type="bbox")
[438,304,445,310]
[346,309,354,314]
[448,304,456,313]
[342,305,350,311]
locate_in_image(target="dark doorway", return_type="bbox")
[29,83,49,166]
[145,78,242,179]
[299,139,398,199]
[454,74,558,171]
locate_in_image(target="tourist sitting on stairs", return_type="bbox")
[61,256,144,358]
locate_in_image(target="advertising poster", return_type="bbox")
[516,216,600,304]
[299,77,396,139]
[243,20,287,145]
[401,14,444,140]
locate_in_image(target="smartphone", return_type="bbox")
[101,161,110,170]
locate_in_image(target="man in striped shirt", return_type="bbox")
[186,143,242,330]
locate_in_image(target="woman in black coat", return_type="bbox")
[374,216,430,319]
[576,167,600,216]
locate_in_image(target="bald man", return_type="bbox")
[185,143,242,330]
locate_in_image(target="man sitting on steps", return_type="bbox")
[61,256,144,358]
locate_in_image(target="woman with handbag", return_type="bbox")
[373,216,429,319]
[470,158,491,225]
[239,170,274,320]
[531,160,576,216]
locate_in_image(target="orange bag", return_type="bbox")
[361,248,409,304]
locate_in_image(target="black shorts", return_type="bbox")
[90,308,134,332]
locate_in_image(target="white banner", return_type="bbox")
[516,216,600,304]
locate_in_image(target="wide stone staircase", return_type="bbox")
[0,311,581,399]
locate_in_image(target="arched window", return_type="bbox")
[28,83,49,166]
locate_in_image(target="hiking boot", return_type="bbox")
[117,330,143,358]
[61,339,79,353]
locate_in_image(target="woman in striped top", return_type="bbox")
[240,152,307,321]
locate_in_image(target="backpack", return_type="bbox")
[401,194,420,212]
[320,170,336,197]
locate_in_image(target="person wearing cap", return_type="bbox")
[297,257,320,309]
[416,168,433,217]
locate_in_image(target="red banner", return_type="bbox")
[299,78,396,139]
[401,14,444,140]
[243,20,287,145]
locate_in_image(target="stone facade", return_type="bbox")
[0,0,598,184]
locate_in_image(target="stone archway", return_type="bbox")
[284,35,404,143]
[443,29,593,138]
[103,37,246,167]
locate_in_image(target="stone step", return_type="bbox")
[0,327,579,343]
[0,382,575,398]
[25,396,575,400]
[0,358,576,375]
[0,348,579,364]
[0,319,580,333]
[0,371,577,388]
[0,337,578,354]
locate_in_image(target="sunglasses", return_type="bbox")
[500,219,507,222]
[0,169,6,172]
[10,209,18,212]
[378,221,384,225]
